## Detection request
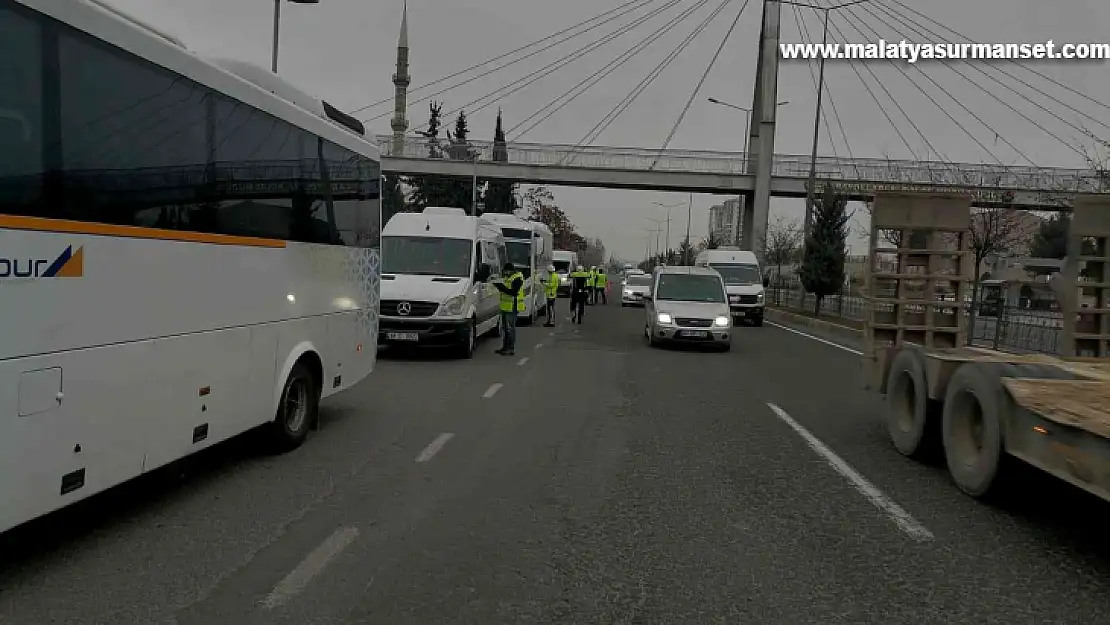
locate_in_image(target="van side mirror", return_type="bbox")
[475,264,491,282]
[763,276,770,288]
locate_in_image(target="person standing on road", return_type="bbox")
[595,267,608,305]
[569,265,590,324]
[543,264,559,327]
[585,266,596,305]
[493,262,525,356]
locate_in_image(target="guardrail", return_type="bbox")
[377,135,1105,195]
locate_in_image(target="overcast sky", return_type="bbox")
[106,0,1109,260]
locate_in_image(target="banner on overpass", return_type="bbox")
[812,181,1018,203]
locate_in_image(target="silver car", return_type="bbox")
[620,273,652,307]
[643,266,732,351]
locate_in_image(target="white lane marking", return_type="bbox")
[260,526,360,609]
[517,357,529,366]
[415,433,455,463]
[482,383,503,398]
[767,321,862,355]
[766,402,934,543]
[550,331,558,336]
[535,343,544,349]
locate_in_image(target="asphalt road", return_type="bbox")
[2,301,1108,624]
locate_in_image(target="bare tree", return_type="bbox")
[965,206,1038,341]
[761,215,802,284]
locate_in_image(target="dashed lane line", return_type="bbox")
[517,357,529,366]
[482,383,503,398]
[765,402,934,543]
[415,433,455,463]
[260,526,360,609]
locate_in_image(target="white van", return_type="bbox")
[380,207,505,357]
[482,213,549,323]
[694,248,768,326]
[552,250,578,297]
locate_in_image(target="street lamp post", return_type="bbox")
[272,0,319,73]
[706,97,789,247]
[684,193,693,265]
[653,201,683,259]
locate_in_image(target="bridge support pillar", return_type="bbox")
[742,0,781,263]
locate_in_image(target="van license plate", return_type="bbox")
[682,330,709,338]
[387,332,418,341]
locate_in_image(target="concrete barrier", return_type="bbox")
[765,307,863,342]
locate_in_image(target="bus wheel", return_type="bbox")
[269,362,318,451]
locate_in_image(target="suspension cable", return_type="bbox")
[650,0,752,165]
[351,0,655,115]
[404,0,682,132]
[509,0,698,140]
[568,0,731,157]
[363,0,660,123]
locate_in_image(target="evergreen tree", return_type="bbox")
[798,187,850,316]
[1029,213,1069,259]
[381,173,406,225]
[483,109,519,214]
[407,102,455,210]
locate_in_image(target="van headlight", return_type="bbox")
[714,316,730,327]
[756,291,765,304]
[436,295,467,316]
[656,312,673,324]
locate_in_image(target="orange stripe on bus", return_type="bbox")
[0,215,288,248]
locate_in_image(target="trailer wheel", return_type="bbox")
[942,363,1008,498]
[885,347,940,460]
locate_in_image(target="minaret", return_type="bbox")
[390,2,410,156]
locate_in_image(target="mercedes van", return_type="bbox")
[552,250,578,297]
[695,248,768,326]
[379,207,505,358]
[482,213,549,324]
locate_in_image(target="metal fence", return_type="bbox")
[769,280,1063,355]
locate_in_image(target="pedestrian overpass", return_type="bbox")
[377,135,1104,209]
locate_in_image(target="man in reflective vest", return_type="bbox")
[493,262,525,356]
[569,265,590,324]
[543,264,559,327]
[595,267,608,304]
[586,266,597,304]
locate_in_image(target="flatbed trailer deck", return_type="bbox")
[862,192,1110,500]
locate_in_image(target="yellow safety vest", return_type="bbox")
[499,272,526,312]
[596,273,607,287]
[544,272,560,298]
[587,271,596,287]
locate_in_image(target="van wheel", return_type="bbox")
[268,362,318,452]
[459,318,477,359]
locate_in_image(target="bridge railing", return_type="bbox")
[376,134,1105,194]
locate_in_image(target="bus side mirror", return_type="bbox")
[763,276,770,288]
[475,264,491,282]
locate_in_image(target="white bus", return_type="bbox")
[0,0,382,533]
[481,213,548,323]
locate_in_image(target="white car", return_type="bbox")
[643,266,732,351]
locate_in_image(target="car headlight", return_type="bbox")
[756,291,765,304]
[714,315,730,327]
[623,289,633,296]
[436,295,467,316]
[656,313,673,324]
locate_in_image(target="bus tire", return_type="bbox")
[942,363,1007,498]
[885,347,940,460]
[459,318,477,359]
[269,361,318,452]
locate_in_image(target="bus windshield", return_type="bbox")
[553,260,571,273]
[383,236,472,278]
[710,263,761,285]
[506,241,532,268]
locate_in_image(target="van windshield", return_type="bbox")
[710,263,761,285]
[506,241,533,277]
[655,274,726,303]
[383,236,472,278]
[553,260,571,273]
[625,275,651,286]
